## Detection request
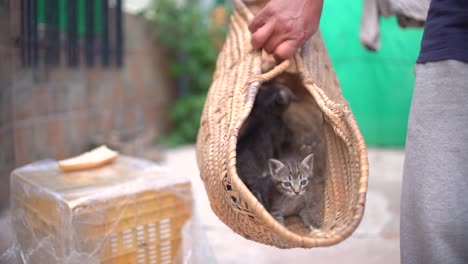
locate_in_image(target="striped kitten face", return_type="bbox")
[268,154,314,196]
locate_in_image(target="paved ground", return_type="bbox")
[0,146,405,264]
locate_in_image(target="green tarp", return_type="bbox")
[321,0,423,147]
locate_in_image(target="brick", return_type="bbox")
[155,105,170,136]
[112,107,123,132]
[78,114,89,142]
[141,51,163,102]
[0,86,12,129]
[127,55,144,104]
[7,0,20,36]
[46,117,66,160]
[125,15,145,50]
[103,86,114,111]
[143,104,157,128]
[34,84,51,117]
[87,70,112,111]
[111,71,123,108]
[148,71,171,103]
[12,70,35,122]
[86,112,100,140]
[13,123,35,166]
[122,80,137,106]
[142,103,168,137]
[123,106,136,131]
[87,111,114,145]
[65,114,89,155]
[62,118,77,156]
[0,49,14,129]
[134,106,145,130]
[50,66,67,84]
[61,117,77,158]
[155,74,175,107]
[52,78,71,114]
[32,119,52,161]
[142,71,160,101]
[0,128,15,169]
[0,168,12,212]
[134,72,145,105]
[67,71,87,112]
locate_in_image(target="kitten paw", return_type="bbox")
[308,226,320,236]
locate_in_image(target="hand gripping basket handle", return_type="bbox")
[246,59,291,84]
[233,0,293,84]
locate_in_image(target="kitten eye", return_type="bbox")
[282,182,292,188]
[300,180,308,186]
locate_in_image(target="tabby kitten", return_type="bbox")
[267,153,317,232]
[236,83,296,209]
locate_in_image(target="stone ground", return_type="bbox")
[0,146,405,264]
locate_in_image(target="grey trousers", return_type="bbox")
[401,60,468,264]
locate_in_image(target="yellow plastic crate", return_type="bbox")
[10,156,192,264]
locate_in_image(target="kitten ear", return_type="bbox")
[301,153,314,171]
[269,159,285,176]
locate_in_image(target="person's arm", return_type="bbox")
[248,0,324,62]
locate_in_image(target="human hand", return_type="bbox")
[248,0,324,62]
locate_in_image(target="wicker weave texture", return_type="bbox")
[196,0,369,248]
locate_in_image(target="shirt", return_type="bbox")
[417,0,468,63]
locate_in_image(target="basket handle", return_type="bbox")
[233,0,255,23]
[234,0,292,84]
[247,59,291,84]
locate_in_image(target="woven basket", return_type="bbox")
[196,0,369,248]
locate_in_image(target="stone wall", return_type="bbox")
[0,2,174,211]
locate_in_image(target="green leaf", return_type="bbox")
[144,0,231,146]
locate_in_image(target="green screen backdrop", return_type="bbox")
[320,0,424,147]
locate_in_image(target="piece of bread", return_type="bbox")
[58,145,119,172]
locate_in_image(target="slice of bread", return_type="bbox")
[58,145,118,172]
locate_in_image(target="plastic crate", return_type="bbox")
[10,156,192,264]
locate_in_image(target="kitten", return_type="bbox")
[267,153,318,232]
[236,83,296,209]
